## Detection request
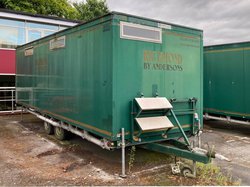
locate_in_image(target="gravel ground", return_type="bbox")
[0,114,179,186]
[0,114,247,185]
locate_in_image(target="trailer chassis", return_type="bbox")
[21,106,213,178]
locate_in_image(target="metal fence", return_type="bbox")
[0,87,20,113]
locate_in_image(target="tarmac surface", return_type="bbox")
[0,114,249,185]
[203,120,250,185]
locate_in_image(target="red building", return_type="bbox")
[0,8,79,111]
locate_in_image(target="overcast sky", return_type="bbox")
[76,0,250,46]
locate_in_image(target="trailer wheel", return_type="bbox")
[181,167,193,177]
[44,122,54,135]
[54,126,66,140]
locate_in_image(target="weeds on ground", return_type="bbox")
[196,162,241,186]
[128,146,136,173]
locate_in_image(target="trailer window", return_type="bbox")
[50,36,65,50]
[120,21,162,43]
[24,47,34,56]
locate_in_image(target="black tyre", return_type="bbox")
[181,167,193,177]
[44,122,54,135]
[54,126,67,140]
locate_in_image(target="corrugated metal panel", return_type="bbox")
[16,12,203,142]
[204,42,250,119]
[112,14,203,137]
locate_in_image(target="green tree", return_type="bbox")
[0,0,5,8]
[0,0,79,19]
[73,0,109,21]
[0,0,109,21]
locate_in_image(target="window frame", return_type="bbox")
[27,28,42,42]
[120,21,162,43]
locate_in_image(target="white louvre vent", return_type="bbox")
[24,47,34,56]
[50,36,65,50]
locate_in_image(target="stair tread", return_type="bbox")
[135,116,174,131]
[135,97,173,110]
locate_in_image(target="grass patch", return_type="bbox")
[196,162,241,186]
[128,146,136,173]
[156,159,242,185]
[142,162,241,186]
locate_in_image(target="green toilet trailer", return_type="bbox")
[204,42,250,125]
[16,12,212,176]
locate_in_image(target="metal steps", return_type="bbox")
[135,116,173,132]
[132,97,174,135]
[135,97,173,110]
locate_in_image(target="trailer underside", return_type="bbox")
[204,113,250,125]
[20,103,213,177]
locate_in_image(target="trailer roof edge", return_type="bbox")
[109,11,203,32]
[205,40,250,48]
[16,11,202,49]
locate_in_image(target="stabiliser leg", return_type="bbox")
[120,128,127,178]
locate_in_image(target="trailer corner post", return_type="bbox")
[120,128,127,178]
[21,105,23,122]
